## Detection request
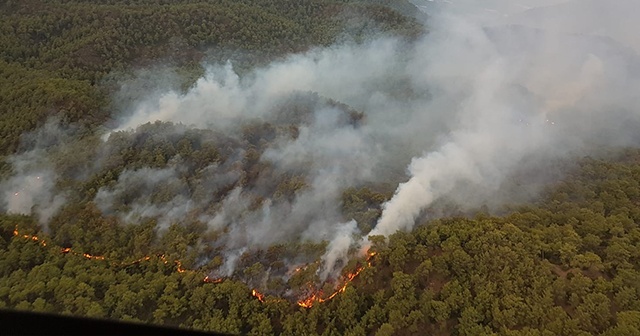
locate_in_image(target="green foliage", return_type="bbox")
[2,1,640,335]
[0,0,422,158]
[3,152,640,334]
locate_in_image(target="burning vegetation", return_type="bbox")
[252,289,266,303]
[296,251,377,308]
[12,225,377,308]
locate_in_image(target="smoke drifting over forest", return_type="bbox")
[1,119,71,229]
[3,0,640,285]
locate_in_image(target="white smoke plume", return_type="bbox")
[0,119,70,230]
[1,166,65,226]
[319,220,359,282]
[81,0,640,279]
[2,0,640,279]
[365,0,640,248]
[94,167,194,230]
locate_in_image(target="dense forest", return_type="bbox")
[0,0,422,161]
[1,0,640,335]
[2,152,640,335]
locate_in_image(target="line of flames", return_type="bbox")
[12,226,205,276]
[12,226,376,308]
[296,251,376,308]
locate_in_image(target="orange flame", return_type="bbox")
[203,276,224,284]
[13,226,198,278]
[175,260,186,273]
[12,225,377,308]
[297,294,319,308]
[296,250,377,308]
[13,226,48,248]
[252,289,266,302]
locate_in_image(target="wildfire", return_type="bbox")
[175,260,186,273]
[12,225,378,308]
[297,294,319,308]
[13,226,189,273]
[12,226,48,248]
[157,254,186,273]
[296,251,377,308]
[252,289,266,302]
[203,276,224,284]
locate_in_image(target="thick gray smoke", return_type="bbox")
[0,119,70,230]
[6,0,639,283]
[107,0,640,277]
[365,0,640,247]
[106,37,450,278]
[319,220,359,281]
[94,167,194,230]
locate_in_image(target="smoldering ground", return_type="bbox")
[3,0,640,291]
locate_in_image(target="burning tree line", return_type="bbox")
[11,226,376,309]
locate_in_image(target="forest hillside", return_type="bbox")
[1,1,639,335]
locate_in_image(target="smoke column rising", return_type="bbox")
[110,0,640,276]
[364,0,640,248]
[5,0,639,282]
[1,119,70,231]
